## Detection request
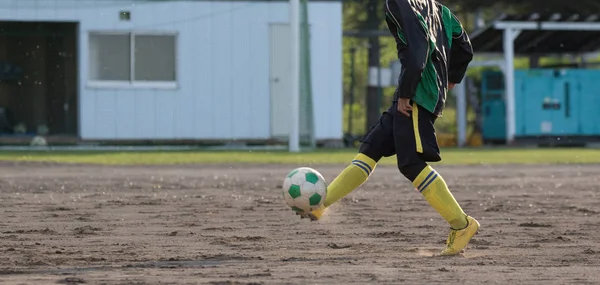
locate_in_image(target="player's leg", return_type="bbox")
[304,110,396,221]
[394,102,479,255]
[305,151,378,220]
[323,151,379,207]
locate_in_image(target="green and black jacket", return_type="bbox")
[385,0,473,116]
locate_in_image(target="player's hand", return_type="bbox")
[448,83,456,90]
[397,98,412,117]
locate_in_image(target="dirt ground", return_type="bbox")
[0,161,599,285]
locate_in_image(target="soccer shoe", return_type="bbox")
[296,205,328,221]
[306,205,328,221]
[440,216,480,256]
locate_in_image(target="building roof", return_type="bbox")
[470,13,600,55]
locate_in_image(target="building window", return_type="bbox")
[88,32,177,88]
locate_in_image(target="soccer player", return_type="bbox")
[301,0,479,256]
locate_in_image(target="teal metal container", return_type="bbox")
[481,68,600,143]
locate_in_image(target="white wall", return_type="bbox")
[0,0,343,141]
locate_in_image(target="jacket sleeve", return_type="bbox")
[385,0,430,99]
[448,13,474,84]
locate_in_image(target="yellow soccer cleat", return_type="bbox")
[306,205,328,221]
[296,205,328,221]
[441,216,480,256]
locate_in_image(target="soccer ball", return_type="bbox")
[30,136,47,146]
[282,167,327,213]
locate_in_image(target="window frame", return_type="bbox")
[87,30,178,90]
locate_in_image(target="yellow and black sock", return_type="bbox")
[413,165,468,229]
[323,153,377,207]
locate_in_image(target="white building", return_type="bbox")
[0,0,342,145]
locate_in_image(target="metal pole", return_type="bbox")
[377,60,382,113]
[503,28,516,145]
[289,0,301,152]
[455,82,467,147]
[376,43,384,113]
[348,47,356,136]
[475,7,484,29]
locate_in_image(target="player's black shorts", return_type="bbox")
[359,101,441,167]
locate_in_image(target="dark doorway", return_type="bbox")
[0,21,78,137]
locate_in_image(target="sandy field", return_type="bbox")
[0,161,599,285]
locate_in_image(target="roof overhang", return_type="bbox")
[471,13,600,55]
[495,21,600,31]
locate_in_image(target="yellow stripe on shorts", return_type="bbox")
[412,102,423,153]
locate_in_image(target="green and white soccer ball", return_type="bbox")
[282,167,328,213]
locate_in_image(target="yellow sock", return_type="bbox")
[413,165,468,229]
[323,153,377,207]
